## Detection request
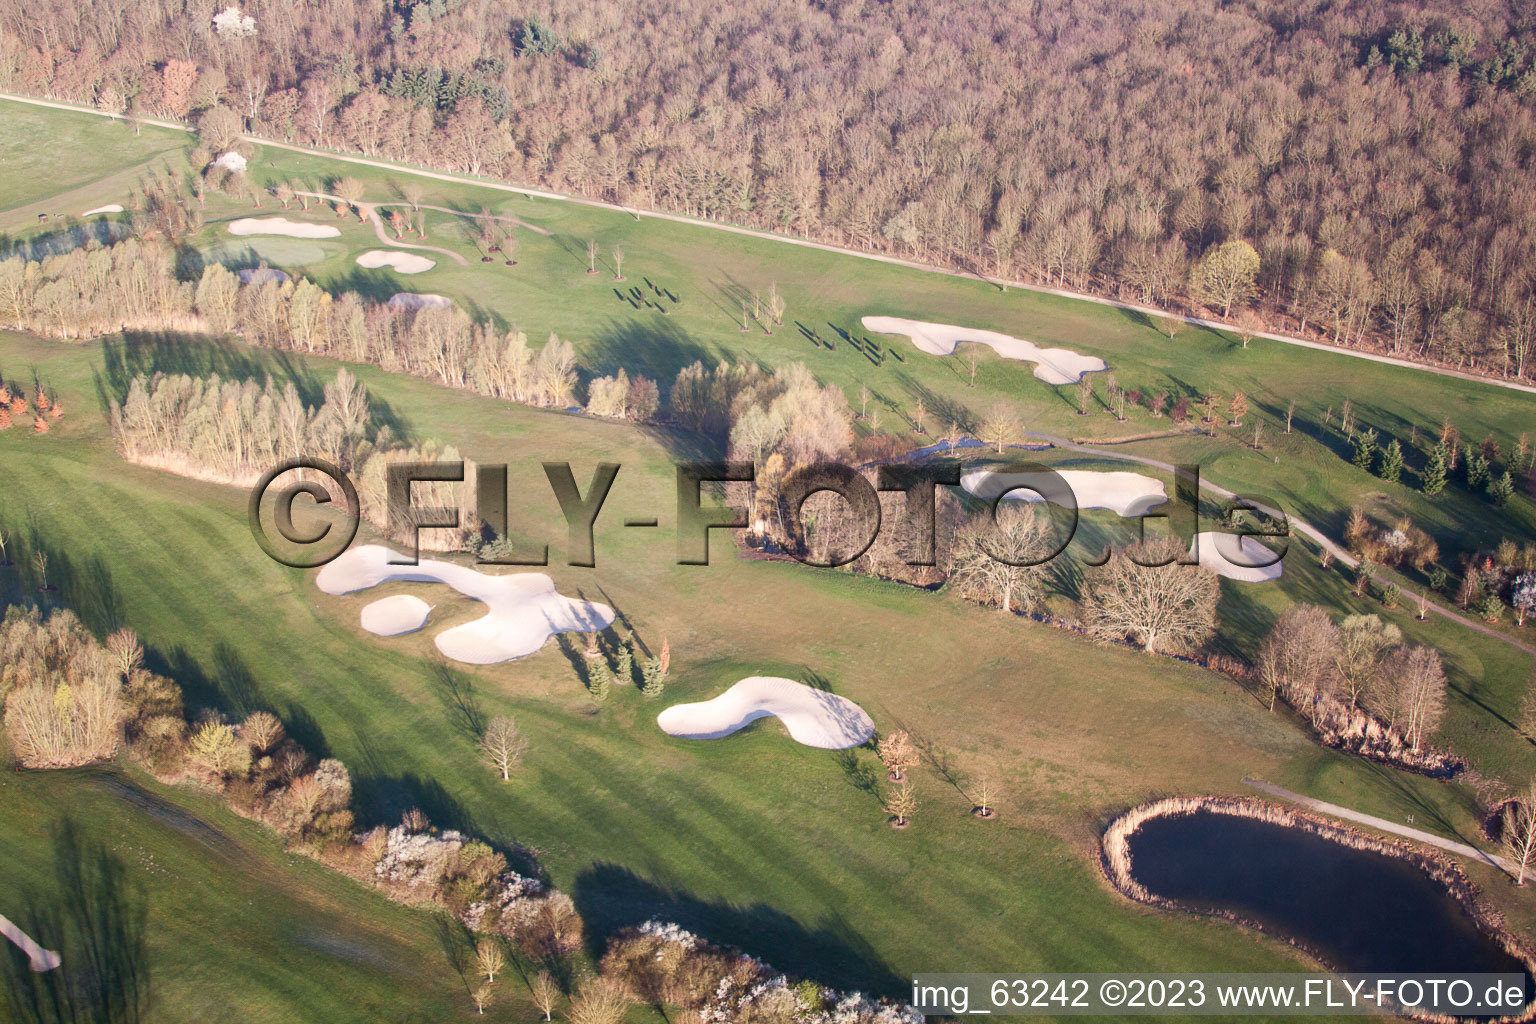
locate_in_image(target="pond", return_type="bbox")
[1125,809,1529,977]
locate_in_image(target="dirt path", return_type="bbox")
[4,90,1532,396]
[1242,777,1517,876]
[1028,431,1536,659]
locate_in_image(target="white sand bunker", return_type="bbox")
[82,204,124,217]
[863,316,1106,384]
[1,913,60,972]
[237,267,290,285]
[357,250,435,274]
[387,292,453,311]
[962,468,1167,517]
[228,217,340,239]
[317,544,612,663]
[360,594,432,637]
[657,676,875,749]
[1192,532,1284,583]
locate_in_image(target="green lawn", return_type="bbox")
[1,331,1532,1021]
[2,99,1536,1020]
[0,105,184,228]
[0,764,538,1023]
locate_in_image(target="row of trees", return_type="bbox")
[5,0,1536,378]
[109,367,376,484]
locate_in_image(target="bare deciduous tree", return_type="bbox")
[1336,614,1402,711]
[979,402,1023,453]
[876,730,918,781]
[241,710,285,754]
[1081,537,1219,655]
[1385,644,1445,751]
[568,977,631,1024]
[531,970,561,1021]
[947,503,1049,616]
[1256,604,1340,714]
[480,716,528,781]
[884,780,916,827]
[475,939,506,984]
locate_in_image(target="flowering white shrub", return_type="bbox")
[373,825,465,887]
[212,6,256,37]
[637,919,922,1024]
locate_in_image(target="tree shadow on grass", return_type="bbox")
[570,863,906,997]
[430,661,485,739]
[1,818,150,1024]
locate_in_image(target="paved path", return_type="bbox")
[1028,431,1536,659]
[3,91,1530,396]
[1242,777,1518,876]
[0,912,60,972]
[289,190,467,266]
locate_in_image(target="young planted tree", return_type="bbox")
[884,780,916,828]
[33,550,50,591]
[402,182,424,212]
[1154,311,1182,342]
[1075,375,1094,415]
[333,176,366,218]
[973,776,995,818]
[612,246,624,281]
[1378,439,1405,484]
[979,402,1023,453]
[587,238,599,274]
[1227,391,1247,427]
[913,396,929,433]
[1285,399,1295,434]
[767,282,786,326]
[475,939,506,984]
[1422,443,1447,496]
[1081,537,1219,655]
[0,528,10,566]
[877,730,919,782]
[471,984,494,1015]
[480,716,528,780]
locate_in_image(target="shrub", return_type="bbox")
[187,720,252,780]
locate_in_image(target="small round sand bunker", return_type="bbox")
[228,217,341,239]
[359,594,432,636]
[356,250,435,274]
[386,293,453,311]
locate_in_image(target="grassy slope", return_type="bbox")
[0,764,539,1023]
[1,102,1535,1017]
[0,105,183,222]
[2,332,1531,1021]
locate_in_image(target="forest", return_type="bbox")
[0,0,1534,379]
